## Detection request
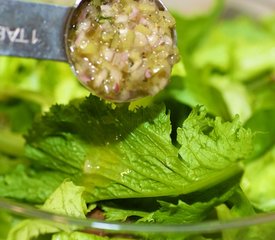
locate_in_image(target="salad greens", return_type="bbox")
[22,97,250,203]
[0,1,275,240]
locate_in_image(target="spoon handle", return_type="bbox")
[0,0,72,61]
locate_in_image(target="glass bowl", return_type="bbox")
[1,197,275,239]
[0,0,274,239]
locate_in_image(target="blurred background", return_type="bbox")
[25,0,275,17]
[165,0,275,17]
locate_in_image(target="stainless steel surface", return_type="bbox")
[0,0,72,61]
[0,0,177,62]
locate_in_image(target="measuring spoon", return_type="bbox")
[0,0,179,102]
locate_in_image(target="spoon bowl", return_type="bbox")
[65,0,179,102]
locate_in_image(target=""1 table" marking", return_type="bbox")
[0,25,39,45]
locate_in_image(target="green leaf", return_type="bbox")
[0,56,88,108]
[136,175,241,225]
[52,231,131,240]
[177,15,275,121]
[165,1,232,119]
[0,165,69,203]
[0,96,40,157]
[0,96,41,133]
[25,96,251,203]
[6,181,87,240]
[41,180,87,218]
[208,75,252,122]
[224,187,256,218]
[102,180,241,240]
[216,188,275,240]
[0,211,13,240]
[247,74,275,113]
[173,0,224,55]
[191,17,275,80]
[177,106,252,173]
[241,147,275,212]
[144,198,218,224]
[7,220,69,240]
[0,130,25,157]
[181,69,231,119]
[245,108,275,159]
[102,204,149,222]
[0,153,26,175]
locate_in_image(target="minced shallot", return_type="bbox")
[67,0,179,102]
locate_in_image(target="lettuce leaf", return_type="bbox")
[163,8,275,124]
[0,4,273,240]
[102,178,239,224]
[0,211,13,240]
[241,147,275,212]
[0,96,41,133]
[7,181,86,240]
[0,165,69,203]
[5,181,132,240]
[24,96,252,203]
[244,109,275,160]
[190,15,275,123]
[216,188,275,240]
[52,232,131,240]
[0,131,25,158]
[160,1,231,120]
[0,57,87,108]
[41,180,87,217]
[0,93,41,157]
[173,0,223,56]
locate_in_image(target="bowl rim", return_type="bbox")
[1,197,275,234]
[1,0,274,236]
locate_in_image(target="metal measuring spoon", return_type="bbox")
[0,0,178,102]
